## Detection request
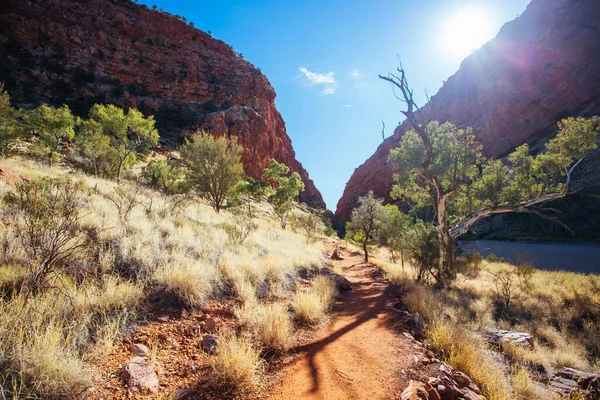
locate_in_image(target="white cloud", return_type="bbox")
[299,67,337,95]
[349,69,361,79]
[340,104,355,108]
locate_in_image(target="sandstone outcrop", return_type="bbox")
[336,0,600,222]
[0,0,325,208]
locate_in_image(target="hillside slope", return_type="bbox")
[336,0,600,221]
[0,0,325,208]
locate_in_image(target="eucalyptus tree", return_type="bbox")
[381,65,600,284]
[180,132,244,212]
[83,104,159,180]
[262,159,305,229]
[24,104,78,167]
[346,192,384,263]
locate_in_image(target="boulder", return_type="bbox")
[321,268,354,291]
[549,368,600,397]
[482,329,534,349]
[122,357,159,393]
[331,248,344,260]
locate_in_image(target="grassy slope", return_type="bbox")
[373,249,600,400]
[0,157,332,398]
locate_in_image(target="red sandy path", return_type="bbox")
[270,244,415,400]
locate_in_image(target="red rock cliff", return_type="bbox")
[0,0,325,208]
[336,0,600,221]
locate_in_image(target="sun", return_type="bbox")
[440,8,495,59]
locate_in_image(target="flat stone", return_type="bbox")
[122,357,159,393]
[130,343,149,357]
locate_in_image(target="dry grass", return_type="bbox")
[372,250,596,399]
[428,321,512,400]
[293,275,337,325]
[208,335,265,393]
[235,302,294,352]
[0,156,327,398]
[0,276,142,398]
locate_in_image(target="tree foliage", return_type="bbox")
[142,159,188,194]
[261,159,305,228]
[381,65,600,284]
[82,104,159,180]
[23,104,78,167]
[346,192,384,262]
[378,204,411,265]
[0,83,22,157]
[180,132,244,212]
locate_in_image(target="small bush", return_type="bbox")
[209,335,264,393]
[293,275,336,324]
[486,253,499,263]
[220,210,258,245]
[3,177,92,293]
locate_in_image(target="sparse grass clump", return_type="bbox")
[236,302,294,352]
[209,335,265,393]
[293,275,337,324]
[154,260,217,308]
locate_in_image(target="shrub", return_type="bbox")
[3,177,92,293]
[293,275,336,324]
[0,83,22,157]
[142,159,188,194]
[180,132,244,213]
[220,209,258,245]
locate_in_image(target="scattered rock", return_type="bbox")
[549,368,600,398]
[202,318,217,333]
[321,267,354,291]
[331,248,344,260]
[155,314,170,323]
[405,361,484,400]
[201,335,218,355]
[482,329,534,349]
[401,380,441,400]
[130,343,149,357]
[0,168,29,185]
[122,357,159,393]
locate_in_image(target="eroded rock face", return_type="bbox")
[0,0,325,208]
[336,0,600,222]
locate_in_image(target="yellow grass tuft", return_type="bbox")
[235,302,294,351]
[209,335,265,392]
[293,275,337,324]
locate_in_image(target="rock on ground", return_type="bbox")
[122,357,159,393]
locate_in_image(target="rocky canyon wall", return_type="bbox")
[0,0,325,208]
[336,0,600,222]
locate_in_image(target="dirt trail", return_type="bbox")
[270,244,415,400]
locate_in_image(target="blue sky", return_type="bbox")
[140,0,531,209]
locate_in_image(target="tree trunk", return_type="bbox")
[437,195,455,283]
[362,237,369,263]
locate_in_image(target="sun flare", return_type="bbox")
[441,8,495,59]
